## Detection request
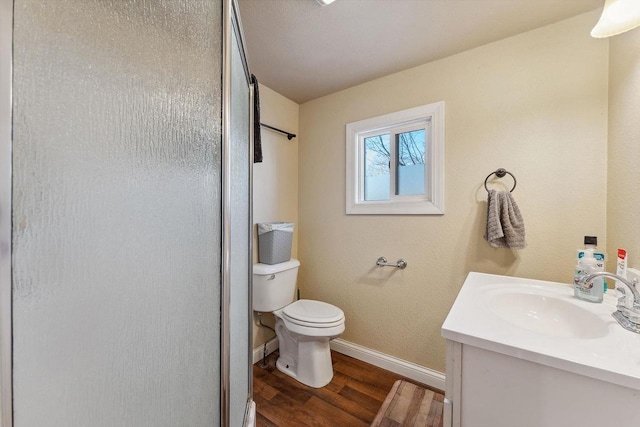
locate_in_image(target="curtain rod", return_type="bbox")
[260,123,296,140]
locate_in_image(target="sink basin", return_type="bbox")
[487,290,609,339]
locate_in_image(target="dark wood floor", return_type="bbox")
[254,350,444,427]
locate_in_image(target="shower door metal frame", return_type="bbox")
[0,0,13,424]
[222,0,254,425]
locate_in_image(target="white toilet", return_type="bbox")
[253,258,345,388]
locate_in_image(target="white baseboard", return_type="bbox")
[252,336,446,391]
[330,338,446,391]
[252,337,279,365]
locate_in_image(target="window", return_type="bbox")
[346,101,445,215]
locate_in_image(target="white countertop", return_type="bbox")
[442,272,640,391]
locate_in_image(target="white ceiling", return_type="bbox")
[237,0,603,104]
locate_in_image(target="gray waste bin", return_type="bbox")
[257,222,294,264]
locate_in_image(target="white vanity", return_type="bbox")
[441,272,640,427]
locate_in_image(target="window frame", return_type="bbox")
[345,101,445,215]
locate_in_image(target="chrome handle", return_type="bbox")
[376,257,408,270]
[267,274,275,280]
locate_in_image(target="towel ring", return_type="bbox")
[484,168,517,193]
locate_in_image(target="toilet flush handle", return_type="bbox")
[267,274,275,280]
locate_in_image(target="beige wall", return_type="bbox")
[253,83,299,348]
[607,28,640,271]
[297,11,608,373]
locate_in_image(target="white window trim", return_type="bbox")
[345,101,445,215]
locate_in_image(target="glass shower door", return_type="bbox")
[11,1,223,426]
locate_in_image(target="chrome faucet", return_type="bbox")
[579,272,640,334]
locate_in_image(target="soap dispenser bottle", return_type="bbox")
[574,250,604,303]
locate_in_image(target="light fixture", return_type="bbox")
[591,0,640,38]
[315,0,336,5]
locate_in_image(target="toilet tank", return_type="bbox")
[253,259,300,312]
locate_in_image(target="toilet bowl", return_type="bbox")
[253,259,345,388]
[273,299,345,388]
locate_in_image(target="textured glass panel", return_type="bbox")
[12,1,221,426]
[229,25,251,427]
[396,129,426,196]
[364,134,390,201]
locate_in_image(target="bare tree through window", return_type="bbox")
[365,130,425,176]
[364,135,390,177]
[398,130,426,166]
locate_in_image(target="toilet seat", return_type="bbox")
[275,299,346,338]
[282,300,345,328]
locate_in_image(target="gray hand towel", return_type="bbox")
[485,189,526,249]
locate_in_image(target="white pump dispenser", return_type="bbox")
[574,250,604,303]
